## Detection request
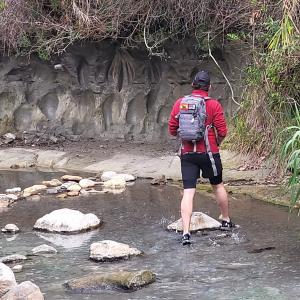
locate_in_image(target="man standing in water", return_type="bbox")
[168,70,234,245]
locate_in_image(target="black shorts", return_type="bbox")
[181,153,223,189]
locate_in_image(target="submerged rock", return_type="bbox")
[90,240,142,262]
[33,208,101,233]
[0,263,17,297]
[79,179,96,188]
[64,270,156,293]
[103,176,126,189]
[167,212,221,232]
[0,254,27,264]
[23,185,47,197]
[61,175,82,182]
[32,244,57,255]
[1,281,44,300]
[42,179,62,187]
[1,224,19,234]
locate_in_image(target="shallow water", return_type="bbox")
[0,170,300,300]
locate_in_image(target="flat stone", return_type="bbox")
[67,191,79,197]
[33,208,101,233]
[42,179,62,187]
[32,244,57,255]
[167,212,221,232]
[64,270,156,293]
[1,281,44,300]
[79,179,96,188]
[0,254,27,264]
[57,193,68,199]
[103,176,126,189]
[61,175,82,182]
[1,224,19,234]
[5,187,21,194]
[90,240,142,262]
[23,185,47,197]
[0,263,17,297]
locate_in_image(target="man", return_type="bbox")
[168,70,234,246]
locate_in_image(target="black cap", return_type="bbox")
[192,70,210,86]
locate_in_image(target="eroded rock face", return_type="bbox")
[90,240,142,262]
[167,212,221,232]
[1,281,44,300]
[0,263,17,297]
[64,270,156,293]
[33,208,101,233]
[0,40,246,139]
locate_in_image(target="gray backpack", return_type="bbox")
[177,95,208,141]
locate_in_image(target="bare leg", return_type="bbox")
[211,183,230,221]
[181,188,196,234]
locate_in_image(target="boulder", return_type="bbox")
[0,254,27,264]
[42,179,62,187]
[64,270,155,293]
[103,176,126,189]
[23,185,47,197]
[167,212,221,232]
[5,187,21,194]
[12,265,22,273]
[0,263,17,297]
[32,244,57,255]
[67,184,81,192]
[1,224,19,234]
[90,240,142,262]
[33,208,101,233]
[101,171,117,182]
[79,179,96,188]
[61,175,82,182]
[2,281,44,300]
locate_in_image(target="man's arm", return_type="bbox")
[213,101,227,145]
[168,100,180,136]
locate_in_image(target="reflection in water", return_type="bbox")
[0,170,299,300]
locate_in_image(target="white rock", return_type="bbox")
[79,179,96,188]
[12,265,22,273]
[103,176,126,189]
[61,181,76,189]
[33,208,101,233]
[67,183,81,192]
[42,179,62,187]
[5,187,21,194]
[101,171,117,182]
[6,194,18,201]
[0,254,27,264]
[0,262,17,297]
[90,240,142,262]
[113,173,136,182]
[23,185,47,197]
[61,175,82,182]
[32,244,57,255]
[0,194,9,200]
[1,281,44,300]
[3,133,16,140]
[1,224,19,234]
[167,212,221,232]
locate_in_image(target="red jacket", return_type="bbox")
[168,89,227,154]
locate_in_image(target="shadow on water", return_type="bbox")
[0,170,300,300]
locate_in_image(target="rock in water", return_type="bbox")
[67,184,81,192]
[0,263,17,297]
[103,176,126,189]
[23,185,47,197]
[12,265,22,273]
[167,212,221,232]
[101,171,117,182]
[33,208,101,233]
[61,175,82,182]
[0,254,27,264]
[1,281,44,300]
[90,240,142,262]
[64,270,156,293]
[32,244,57,255]
[42,179,62,187]
[79,179,96,188]
[1,224,19,234]
[115,173,136,182]
[5,187,21,194]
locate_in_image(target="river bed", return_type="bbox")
[0,170,299,300]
